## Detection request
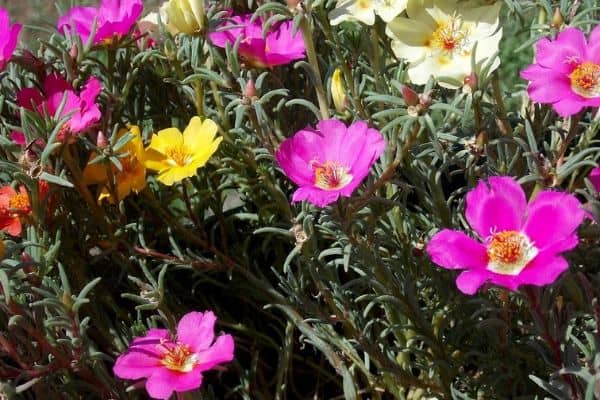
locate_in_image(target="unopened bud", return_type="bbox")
[401,85,419,106]
[69,44,78,60]
[287,0,301,8]
[463,72,478,92]
[551,8,564,29]
[243,79,257,99]
[96,131,108,148]
[419,92,432,108]
[331,68,347,113]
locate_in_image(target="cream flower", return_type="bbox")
[329,0,408,25]
[386,0,502,88]
[162,0,205,35]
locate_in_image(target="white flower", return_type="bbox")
[386,0,502,88]
[329,0,408,26]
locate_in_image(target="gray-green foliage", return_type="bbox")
[0,0,598,399]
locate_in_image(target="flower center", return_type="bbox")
[165,145,191,167]
[486,230,538,276]
[8,193,30,214]
[159,341,199,373]
[569,61,600,98]
[429,17,469,53]
[357,0,372,10]
[311,161,353,191]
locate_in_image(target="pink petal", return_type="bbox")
[587,25,600,62]
[525,73,572,104]
[113,346,162,380]
[523,190,584,251]
[535,28,586,74]
[465,176,527,239]
[589,167,600,192]
[145,368,179,400]
[552,97,587,117]
[196,334,235,372]
[58,6,97,44]
[275,128,324,186]
[512,251,569,287]
[292,186,340,207]
[176,311,216,353]
[455,269,491,295]
[426,229,488,270]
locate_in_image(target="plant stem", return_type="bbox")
[299,13,329,120]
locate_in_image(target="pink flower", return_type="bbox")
[590,167,600,193]
[58,0,143,45]
[17,73,102,139]
[209,13,306,68]
[520,26,600,117]
[426,177,585,295]
[275,119,385,207]
[113,311,234,400]
[0,8,21,71]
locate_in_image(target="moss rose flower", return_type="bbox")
[426,177,585,295]
[275,119,385,207]
[521,26,600,117]
[113,311,234,400]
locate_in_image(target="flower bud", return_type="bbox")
[96,131,108,148]
[463,72,478,93]
[401,85,419,106]
[551,8,564,29]
[331,68,347,113]
[243,79,257,99]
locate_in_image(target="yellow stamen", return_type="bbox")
[159,340,199,373]
[429,17,469,54]
[8,193,30,213]
[486,230,538,276]
[311,161,353,191]
[165,145,191,167]
[569,61,600,98]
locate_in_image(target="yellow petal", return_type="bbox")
[157,165,195,186]
[182,117,218,151]
[147,128,183,155]
[144,148,169,172]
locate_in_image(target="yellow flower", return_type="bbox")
[144,117,222,186]
[83,126,147,203]
[163,0,205,35]
[331,68,347,113]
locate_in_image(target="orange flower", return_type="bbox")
[83,126,146,203]
[0,186,31,236]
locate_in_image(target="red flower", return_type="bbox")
[0,186,31,236]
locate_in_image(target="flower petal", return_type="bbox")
[455,269,490,295]
[523,190,584,252]
[196,334,235,372]
[176,311,216,353]
[426,229,488,270]
[513,251,569,287]
[465,176,527,238]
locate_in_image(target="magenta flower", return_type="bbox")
[0,8,21,71]
[113,311,234,400]
[275,119,385,207]
[17,73,102,140]
[209,13,306,68]
[590,167,600,193]
[58,0,143,45]
[426,177,585,295]
[520,26,600,117]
